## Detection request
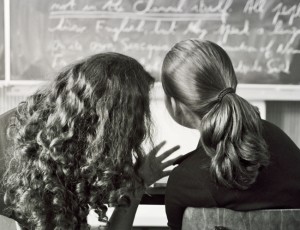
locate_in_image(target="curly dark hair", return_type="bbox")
[162,39,269,190]
[3,52,154,229]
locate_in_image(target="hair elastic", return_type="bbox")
[218,87,235,102]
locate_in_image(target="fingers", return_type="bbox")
[162,170,172,178]
[159,155,183,179]
[149,141,166,156]
[157,145,180,161]
[161,154,183,168]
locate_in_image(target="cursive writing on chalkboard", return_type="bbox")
[9,0,300,84]
[272,2,300,26]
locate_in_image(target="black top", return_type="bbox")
[165,120,300,230]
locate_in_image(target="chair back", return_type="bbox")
[182,207,300,230]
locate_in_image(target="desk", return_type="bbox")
[132,187,167,227]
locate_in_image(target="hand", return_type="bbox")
[138,141,180,187]
[106,142,180,230]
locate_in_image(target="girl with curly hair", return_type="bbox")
[162,39,300,229]
[0,52,180,229]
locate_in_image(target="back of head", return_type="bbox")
[162,39,269,190]
[4,52,154,229]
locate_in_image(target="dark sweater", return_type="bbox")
[165,120,300,230]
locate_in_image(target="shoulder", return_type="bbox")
[0,108,17,122]
[0,108,17,140]
[167,150,199,192]
[172,145,211,171]
[0,108,18,128]
[165,151,217,223]
[261,119,284,134]
[0,108,18,217]
[173,151,194,165]
[261,119,299,150]
[0,108,17,165]
[262,119,290,138]
[166,147,212,202]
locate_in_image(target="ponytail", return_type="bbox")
[162,39,270,190]
[200,93,269,190]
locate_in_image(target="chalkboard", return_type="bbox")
[10,0,300,84]
[0,0,4,80]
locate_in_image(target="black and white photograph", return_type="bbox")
[0,0,300,229]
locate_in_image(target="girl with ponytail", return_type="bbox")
[162,39,300,230]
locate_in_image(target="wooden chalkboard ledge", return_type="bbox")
[151,83,300,101]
